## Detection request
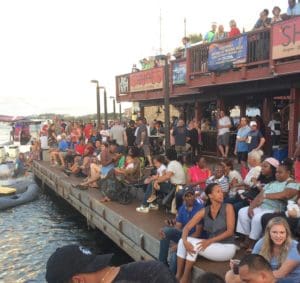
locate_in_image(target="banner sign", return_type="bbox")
[117,75,129,95]
[272,16,300,60]
[130,67,163,92]
[172,61,186,85]
[208,35,247,71]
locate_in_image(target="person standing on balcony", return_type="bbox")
[228,20,241,38]
[253,9,271,30]
[214,25,227,41]
[217,110,232,158]
[182,37,191,58]
[204,22,217,43]
[271,6,283,23]
[287,0,300,16]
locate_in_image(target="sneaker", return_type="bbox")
[147,194,157,203]
[149,203,159,210]
[136,206,150,213]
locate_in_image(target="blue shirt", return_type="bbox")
[58,140,69,152]
[287,3,300,16]
[247,129,263,152]
[253,239,300,282]
[176,200,204,235]
[236,126,251,152]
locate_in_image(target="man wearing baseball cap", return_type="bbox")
[46,244,177,283]
[246,120,265,153]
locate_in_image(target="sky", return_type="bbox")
[0,0,285,116]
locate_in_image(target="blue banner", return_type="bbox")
[172,61,186,85]
[208,35,247,71]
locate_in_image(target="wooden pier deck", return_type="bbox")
[32,160,241,281]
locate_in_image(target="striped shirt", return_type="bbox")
[206,175,229,193]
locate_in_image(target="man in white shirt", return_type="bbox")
[217,110,232,158]
[109,120,127,147]
[136,148,186,213]
[268,113,281,147]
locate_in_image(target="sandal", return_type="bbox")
[100,196,111,202]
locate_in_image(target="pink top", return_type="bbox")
[188,166,211,189]
[295,160,300,183]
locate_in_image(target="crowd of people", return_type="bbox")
[20,112,300,283]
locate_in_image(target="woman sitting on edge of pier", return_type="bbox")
[176,183,236,283]
[78,142,115,189]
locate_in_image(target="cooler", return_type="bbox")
[272,147,288,162]
[8,145,20,159]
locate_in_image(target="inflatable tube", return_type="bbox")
[0,173,34,188]
[0,183,40,211]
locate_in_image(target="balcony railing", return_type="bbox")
[189,28,271,74]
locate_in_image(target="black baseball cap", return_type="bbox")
[183,187,195,196]
[45,245,113,283]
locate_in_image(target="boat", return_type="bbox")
[0,182,40,211]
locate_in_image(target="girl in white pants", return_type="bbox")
[176,184,236,283]
[236,206,273,241]
[177,237,236,262]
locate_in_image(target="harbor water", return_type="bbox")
[0,125,132,283]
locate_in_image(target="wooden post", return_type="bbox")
[289,88,300,156]
[195,101,202,122]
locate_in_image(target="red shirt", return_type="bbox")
[188,166,211,189]
[229,27,241,38]
[75,144,86,156]
[84,124,93,140]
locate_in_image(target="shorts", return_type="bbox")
[142,144,150,156]
[217,132,230,146]
[175,145,186,154]
[237,151,248,163]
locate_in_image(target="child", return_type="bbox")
[147,155,166,203]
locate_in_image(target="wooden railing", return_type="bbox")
[247,28,270,65]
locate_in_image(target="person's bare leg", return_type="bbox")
[58,153,65,167]
[218,145,225,157]
[147,155,153,167]
[176,257,186,281]
[225,145,229,157]
[180,260,194,283]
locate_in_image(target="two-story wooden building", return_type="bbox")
[116,17,300,157]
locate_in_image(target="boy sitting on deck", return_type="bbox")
[143,155,167,204]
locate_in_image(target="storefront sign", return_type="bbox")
[130,67,163,92]
[172,61,186,85]
[117,75,129,95]
[208,35,247,71]
[272,17,300,60]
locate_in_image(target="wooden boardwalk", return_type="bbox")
[32,161,242,281]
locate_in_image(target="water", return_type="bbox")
[0,185,132,283]
[0,123,10,145]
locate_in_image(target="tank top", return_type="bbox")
[203,203,234,244]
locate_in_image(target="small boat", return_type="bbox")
[0,182,40,211]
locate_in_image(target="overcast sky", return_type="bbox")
[0,0,285,116]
